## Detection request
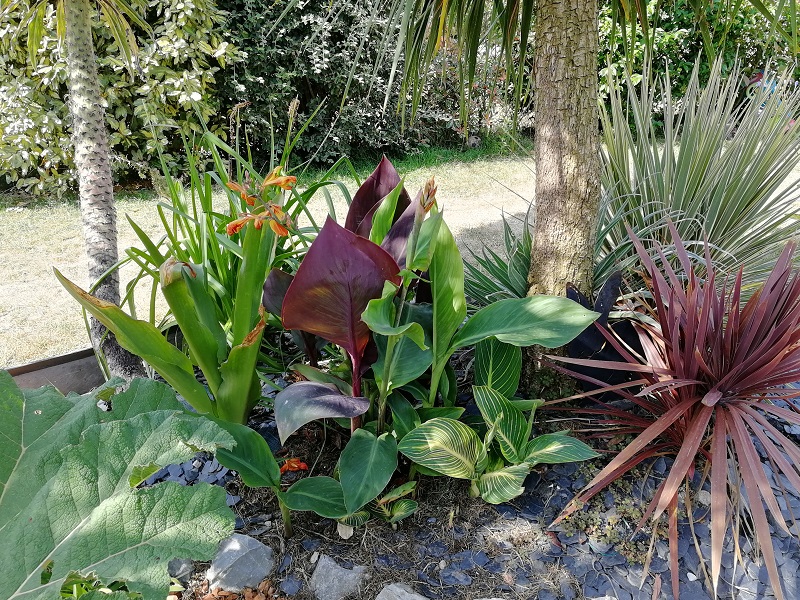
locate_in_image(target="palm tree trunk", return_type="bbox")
[64,0,143,379]
[523,0,600,392]
[529,0,600,296]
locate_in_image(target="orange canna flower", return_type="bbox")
[225,203,293,238]
[269,220,290,236]
[280,457,308,474]
[226,180,258,206]
[260,166,297,192]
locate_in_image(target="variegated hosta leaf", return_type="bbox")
[397,418,481,479]
[389,499,419,523]
[473,386,528,463]
[474,338,522,399]
[524,433,599,466]
[477,464,531,504]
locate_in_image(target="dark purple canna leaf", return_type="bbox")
[263,268,322,366]
[380,190,422,268]
[345,155,410,235]
[274,381,370,444]
[263,268,294,317]
[282,217,401,392]
[550,221,800,600]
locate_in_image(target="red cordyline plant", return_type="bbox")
[550,222,800,600]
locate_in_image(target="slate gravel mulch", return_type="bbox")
[149,388,800,600]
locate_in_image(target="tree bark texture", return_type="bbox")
[523,0,600,393]
[529,0,600,298]
[64,0,143,378]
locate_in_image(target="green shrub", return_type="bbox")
[0,0,239,195]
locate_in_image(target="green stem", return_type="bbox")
[376,335,398,435]
[469,480,480,498]
[279,498,294,538]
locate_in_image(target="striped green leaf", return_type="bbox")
[389,499,418,523]
[477,464,531,504]
[473,386,528,463]
[474,338,522,399]
[397,418,481,479]
[524,433,599,467]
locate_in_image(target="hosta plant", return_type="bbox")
[398,386,598,503]
[552,222,800,600]
[0,373,236,600]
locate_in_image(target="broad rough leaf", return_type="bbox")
[451,296,598,350]
[273,381,370,443]
[0,376,182,530]
[339,429,398,514]
[524,433,599,466]
[474,338,522,399]
[282,217,401,371]
[398,417,481,479]
[0,376,236,600]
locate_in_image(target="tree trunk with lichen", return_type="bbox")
[522,0,600,394]
[64,0,143,379]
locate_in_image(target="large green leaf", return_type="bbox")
[212,419,281,489]
[362,281,427,348]
[474,338,522,399]
[0,377,236,600]
[477,464,531,504]
[54,269,213,415]
[451,296,598,350]
[473,386,528,463]
[281,476,348,518]
[0,376,181,531]
[339,429,398,514]
[397,418,481,479]
[524,433,599,466]
[388,392,420,440]
[372,302,433,395]
[427,220,467,403]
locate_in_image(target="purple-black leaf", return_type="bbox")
[274,382,370,443]
[345,156,410,234]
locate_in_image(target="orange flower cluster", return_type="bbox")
[279,457,308,474]
[225,166,297,237]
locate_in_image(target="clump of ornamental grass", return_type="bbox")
[550,221,800,600]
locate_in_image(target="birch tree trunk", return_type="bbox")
[64,0,143,379]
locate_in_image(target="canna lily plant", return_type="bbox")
[269,157,599,443]
[551,222,800,600]
[56,167,295,425]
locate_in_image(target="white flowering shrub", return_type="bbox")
[0,0,240,195]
